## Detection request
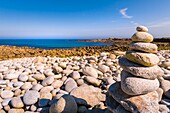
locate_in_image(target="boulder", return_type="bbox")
[49,94,77,113]
[126,51,159,66]
[108,82,159,113]
[70,84,105,107]
[119,57,164,79]
[121,70,160,95]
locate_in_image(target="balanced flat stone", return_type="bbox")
[121,70,160,95]
[136,26,148,32]
[108,82,159,113]
[129,42,158,53]
[119,57,164,79]
[126,51,160,66]
[131,32,153,43]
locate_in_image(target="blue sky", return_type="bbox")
[0,0,170,38]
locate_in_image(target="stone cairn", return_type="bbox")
[106,26,164,113]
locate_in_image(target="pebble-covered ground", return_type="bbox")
[0,50,169,113]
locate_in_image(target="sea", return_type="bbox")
[0,39,109,49]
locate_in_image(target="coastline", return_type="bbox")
[0,38,169,61]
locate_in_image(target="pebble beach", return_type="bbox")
[0,27,170,113]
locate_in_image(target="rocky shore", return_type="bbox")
[0,49,169,113]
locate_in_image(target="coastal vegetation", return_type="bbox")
[0,38,169,61]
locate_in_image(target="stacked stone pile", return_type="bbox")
[106,26,165,113]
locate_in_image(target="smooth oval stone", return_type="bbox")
[121,70,160,95]
[82,66,98,78]
[126,51,160,66]
[160,79,170,98]
[41,76,54,86]
[131,32,153,43]
[8,109,24,113]
[2,98,12,106]
[98,65,110,73]
[84,76,101,86]
[11,97,24,108]
[119,57,164,79]
[129,42,158,53]
[1,90,14,99]
[76,79,84,86]
[70,71,80,80]
[23,90,40,105]
[4,74,18,80]
[32,84,43,91]
[52,80,63,89]
[65,79,77,92]
[33,74,45,81]
[18,74,28,82]
[49,94,77,113]
[40,92,52,100]
[21,82,32,90]
[40,86,54,93]
[136,26,148,32]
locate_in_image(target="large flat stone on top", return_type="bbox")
[108,82,159,113]
[126,51,159,66]
[131,32,153,43]
[129,42,158,53]
[121,70,160,95]
[119,57,164,79]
